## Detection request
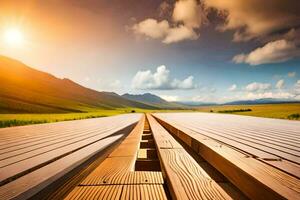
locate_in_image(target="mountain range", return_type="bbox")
[1,55,298,114]
[224,98,300,105]
[0,55,158,113]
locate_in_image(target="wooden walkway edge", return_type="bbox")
[153,113,300,200]
[0,114,141,200]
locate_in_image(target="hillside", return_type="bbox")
[0,55,157,113]
[122,93,186,109]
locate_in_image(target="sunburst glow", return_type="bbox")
[3,28,24,46]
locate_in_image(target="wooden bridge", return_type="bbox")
[0,113,299,199]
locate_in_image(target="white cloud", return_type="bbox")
[232,40,300,65]
[275,79,285,89]
[204,0,300,42]
[160,95,179,102]
[132,65,197,90]
[189,80,300,103]
[173,76,195,89]
[245,91,294,100]
[132,19,169,39]
[245,82,271,92]
[228,84,237,91]
[133,0,205,44]
[163,25,198,44]
[288,72,296,77]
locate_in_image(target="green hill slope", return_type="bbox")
[0,55,157,113]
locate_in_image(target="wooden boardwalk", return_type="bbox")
[65,115,168,200]
[153,113,300,199]
[0,114,141,200]
[0,112,300,199]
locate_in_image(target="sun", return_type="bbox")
[3,28,24,47]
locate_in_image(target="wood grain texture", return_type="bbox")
[147,114,232,200]
[65,184,168,200]
[147,115,182,150]
[154,112,300,176]
[154,113,300,200]
[65,185,123,200]
[80,157,136,185]
[79,117,146,186]
[0,114,142,200]
[154,113,300,163]
[159,148,231,200]
[65,114,169,200]
[121,184,167,200]
[0,114,141,185]
[81,171,163,186]
[0,135,124,200]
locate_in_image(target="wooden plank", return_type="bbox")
[108,141,140,158]
[108,116,144,158]
[159,148,232,200]
[80,116,145,185]
[65,184,168,200]
[184,121,300,158]
[80,157,135,185]
[121,184,168,200]
[147,114,232,200]
[147,115,182,149]
[185,121,300,152]
[184,122,300,163]
[81,171,164,186]
[154,113,300,162]
[0,125,136,184]
[0,126,116,164]
[0,114,139,148]
[0,120,118,155]
[261,159,300,178]
[0,120,137,153]
[65,115,169,200]
[0,135,124,200]
[64,185,123,200]
[0,114,141,185]
[155,113,300,177]
[154,113,300,200]
[195,122,300,148]
[157,113,300,142]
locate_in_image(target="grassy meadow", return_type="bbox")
[195,103,300,120]
[1,103,300,128]
[0,109,139,128]
[0,108,193,128]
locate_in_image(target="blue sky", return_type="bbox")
[0,0,300,102]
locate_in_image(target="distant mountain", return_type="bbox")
[176,101,218,107]
[224,98,300,105]
[122,93,187,109]
[176,98,300,107]
[0,55,157,113]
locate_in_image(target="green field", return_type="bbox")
[0,108,193,128]
[0,108,141,128]
[196,103,300,120]
[1,104,299,128]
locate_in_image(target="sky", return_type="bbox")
[0,0,300,103]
